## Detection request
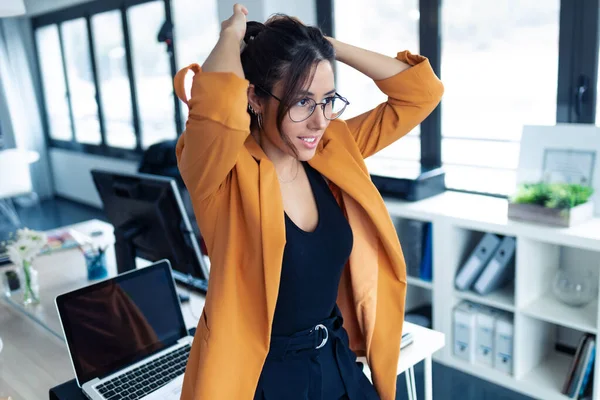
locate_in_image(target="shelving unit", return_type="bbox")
[454,284,515,312]
[521,293,598,335]
[520,351,572,400]
[385,191,600,400]
[406,275,433,290]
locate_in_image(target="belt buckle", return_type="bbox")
[313,324,328,349]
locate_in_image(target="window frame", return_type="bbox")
[319,0,600,198]
[556,0,599,124]
[32,0,181,160]
[32,0,600,182]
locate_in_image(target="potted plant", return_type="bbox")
[508,182,594,227]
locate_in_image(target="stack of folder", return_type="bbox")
[453,301,514,374]
[454,233,516,295]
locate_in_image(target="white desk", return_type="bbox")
[0,220,205,400]
[358,322,445,400]
[0,219,445,400]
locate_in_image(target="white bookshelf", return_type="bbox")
[386,191,600,400]
[520,351,572,400]
[453,284,515,313]
[521,293,598,335]
[406,275,433,290]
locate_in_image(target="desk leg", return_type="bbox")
[410,367,418,399]
[404,369,415,400]
[425,356,433,400]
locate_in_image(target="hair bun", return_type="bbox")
[244,21,266,44]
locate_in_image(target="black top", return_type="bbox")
[271,162,354,336]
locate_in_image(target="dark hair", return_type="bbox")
[241,15,335,155]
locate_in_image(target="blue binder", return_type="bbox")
[420,223,433,281]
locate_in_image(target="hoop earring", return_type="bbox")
[248,104,256,114]
[257,113,263,130]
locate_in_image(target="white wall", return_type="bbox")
[217,0,316,27]
[24,0,94,16]
[50,148,139,207]
[217,0,266,23]
[0,18,54,198]
[25,0,315,21]
[0,60,15,149]
[263,0,315,25]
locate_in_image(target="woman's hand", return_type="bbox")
[325,36,338,59]
[220,3,249,42]
[202,3,247,77]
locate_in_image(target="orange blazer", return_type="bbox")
[174,50,443,400]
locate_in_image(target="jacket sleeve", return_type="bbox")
[174,64,251,201]
[345,50,444,159]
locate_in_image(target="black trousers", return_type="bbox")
[254,306,380,400]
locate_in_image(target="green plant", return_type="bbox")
[511,182,594,209]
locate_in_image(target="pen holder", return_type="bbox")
[84,249,108,281]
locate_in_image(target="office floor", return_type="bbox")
[2,196,533,400]
[0,196,106,245]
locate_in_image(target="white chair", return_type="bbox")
[0,149,35,227]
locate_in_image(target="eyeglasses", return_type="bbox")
[255,85,350,123]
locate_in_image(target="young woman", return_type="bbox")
[174,4,443,399]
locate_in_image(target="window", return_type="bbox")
[33,0,225,158]
[32,0,600,179]
[333,0,420,167]
[172,0,220,120]
[172,0,219,86]
[441,0,560,195]
[91,10,137,149]
[128,1,176,149]
[36,25,72,141]
[61,18,102,145]
[319,0,600,197]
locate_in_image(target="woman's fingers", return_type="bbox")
[234,3,249,16]
[221,3,248,41]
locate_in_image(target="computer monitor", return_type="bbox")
[91,170,209,294]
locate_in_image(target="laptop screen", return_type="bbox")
[56,260,188,385]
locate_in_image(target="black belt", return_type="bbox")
[263,310,366,400]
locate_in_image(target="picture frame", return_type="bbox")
[518,124,600,217]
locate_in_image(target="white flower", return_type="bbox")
[6,245,24,266]
[5,228,48,265]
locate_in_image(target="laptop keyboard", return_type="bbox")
[95,344,191,400]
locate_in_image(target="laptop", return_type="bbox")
[56,259,193,400]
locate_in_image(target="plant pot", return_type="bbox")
[507,201,594,227]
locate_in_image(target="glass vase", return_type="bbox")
[552,265,598,307]
[21,260,40,306]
